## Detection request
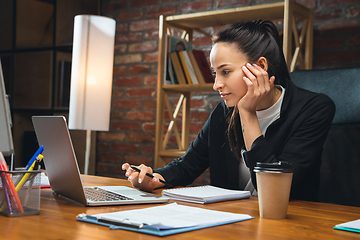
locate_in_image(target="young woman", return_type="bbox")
[122,20,335,201]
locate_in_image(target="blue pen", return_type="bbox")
[25,145,44,170]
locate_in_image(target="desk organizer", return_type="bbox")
[0,169,42,217]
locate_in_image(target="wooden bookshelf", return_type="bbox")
[155,0,314,168]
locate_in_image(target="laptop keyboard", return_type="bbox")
[84,187,133,202]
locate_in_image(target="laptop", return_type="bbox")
[32,116,169,206]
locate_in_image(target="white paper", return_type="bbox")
[336,219,360,230]
[93,203,252,229]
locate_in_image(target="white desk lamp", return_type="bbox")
[69,15,115,175]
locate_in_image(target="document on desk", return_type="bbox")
[76,202,253,236]
[334,219,360,233]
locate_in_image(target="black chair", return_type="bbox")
[290,67,360,207]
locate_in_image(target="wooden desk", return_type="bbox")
[1,175,359,239]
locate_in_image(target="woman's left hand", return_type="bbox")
[238,63,275,113]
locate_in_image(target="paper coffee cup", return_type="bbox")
[254,161,293,219]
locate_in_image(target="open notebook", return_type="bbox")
[32,116,169,206]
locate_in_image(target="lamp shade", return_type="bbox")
[69,15,115,131]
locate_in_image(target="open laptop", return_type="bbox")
[32,116,169,206]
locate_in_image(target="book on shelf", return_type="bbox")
[167,55,178,85]
[162,185,251,204]
[192,49,214,84]
[179,51,199,84]
[177,51,192,84]
[169,52,187,85]
[187,50,206,85]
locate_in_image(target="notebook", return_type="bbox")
[32,116,169,206]
[162,185,251,204]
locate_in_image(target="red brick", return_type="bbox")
[127,132,155,143]
[116,32,142,43]
[144,30,159,40]
[180,1,213,13]
[189,122,205,134]
[115,54,142,64]
[210,99,222,108]
[114,44,127,53]
[97,142,110,152]
[314,8,342,22]
[141,145,155,155]
[191,111,211,121]
[113,99,140,108]
[98,153,123,163]
[112,89,124,98]
[130,19,159,31]
[116,23,128,32]
[144,52,158,62]
[114,76,142,86]
[193,36,212,48]
[117,10,143,21]
[142,99,157,109]
[314,36,345,49]
[162,0,183,2]
[124,155,152,166]
[294,0,316,8]
[113,66,127,75]
[110,111,124,120]
[129,41,157,52]
[98,132,126,142]
[346,6,360,18]
[214,0,251,8]
[130,0,159,8]
[96,162,109,174]
[190,99,207,108]
[127,88,156,97]
[126,111,154,121]
[320,0,360,7]
[318,20,360,32]
[142,122,156,132]
[349,34,360,47]
[112,121,141,130]
[110,165,126,175]
[112,143,139,154]
[146,6,176,19]
[129,65,152,74]
[144,75,157,85]
[102,1,127,12]
[317,49,360,64]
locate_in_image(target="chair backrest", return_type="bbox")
[290,67,360,207]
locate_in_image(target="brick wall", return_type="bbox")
[97,0,360,185]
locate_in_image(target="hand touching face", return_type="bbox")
[210,42,275,111]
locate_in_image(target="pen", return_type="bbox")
[98,217,147,229]
[25,145,44,171]
[130,166,171,187]
[15,154,43,192]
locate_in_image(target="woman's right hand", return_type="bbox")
[122,163,165,192]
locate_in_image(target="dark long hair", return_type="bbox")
[212,20,290,161]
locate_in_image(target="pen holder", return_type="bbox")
[0,169,42,217]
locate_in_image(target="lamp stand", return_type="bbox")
[84,129,91,175]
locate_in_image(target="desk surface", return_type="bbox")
[1,175,359,239]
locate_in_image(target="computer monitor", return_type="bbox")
[0,58,14,159]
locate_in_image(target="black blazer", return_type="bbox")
[155,79,335,201]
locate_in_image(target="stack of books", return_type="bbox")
[165,35,214,85]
